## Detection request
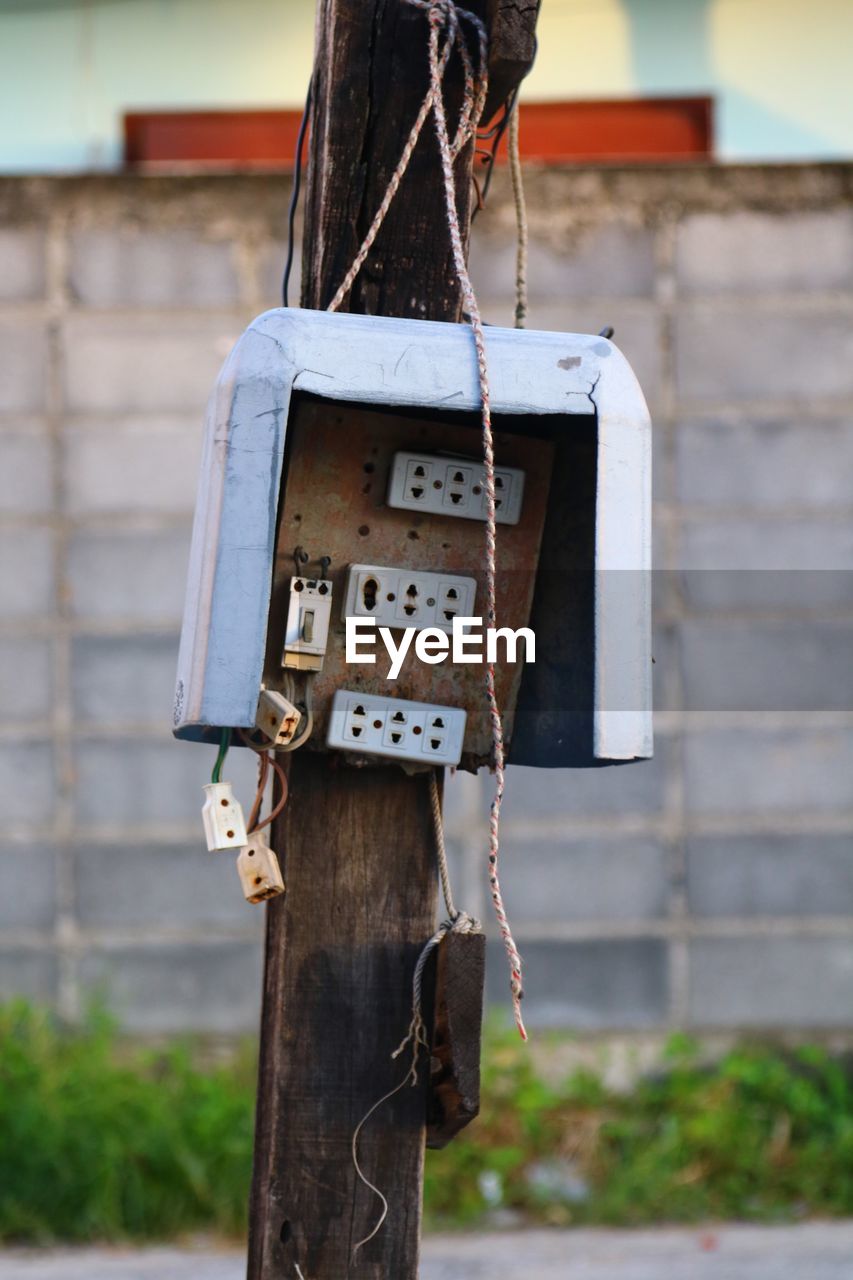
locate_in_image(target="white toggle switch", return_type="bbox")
[282,577,332,671]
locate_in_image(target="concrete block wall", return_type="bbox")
[0,166,851,1037]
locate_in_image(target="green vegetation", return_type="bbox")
[2,1002,853,1242]
[0,1001,254,1242]
[425,1028,853,1227]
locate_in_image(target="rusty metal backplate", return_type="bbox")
[263,397,554,769]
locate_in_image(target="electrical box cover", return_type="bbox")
[174,308,652,768]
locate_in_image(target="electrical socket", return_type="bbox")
[236,828,285,903]
[386,451,525,525]
[282,576,333,670]
[326,690,467,766]
[255,687,301,746]
[342,564,477,632]
[201,782,248,852]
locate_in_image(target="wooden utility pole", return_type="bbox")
[247,3,539,1277]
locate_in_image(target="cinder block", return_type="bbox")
[486,939,668,1030]
[0,431,52,516]
[69,229,241,308]
[687,834,853,918]
[0,227,46,301]
[676,211,853,296]
[678,519,853,613]
[63,417,203,516]
[78,941,262,1033]
[681,619,853,712]
[676,416,853,511]
[68,527,192,622]
[504,742,671,823]
[0,950,57,1003]
[0,318,49,413]
[689,937,853,1028]
[0,844,57,929]
[0,742,56,825]
[0,637,53,721]
[524,301,662,411]
[652,417,669,504]
[72,634,179,726]
[63,314,246,413]
[496,837,669,921]
[652,622,680,712]
[675,306,853,403]
[441,769,483,835]
[73,737,258,826]
[685,727,853,817]
[470,223,657,303]
[0,527,54,618]
[74,841,264,932]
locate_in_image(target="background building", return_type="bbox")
[1,0,852,1041]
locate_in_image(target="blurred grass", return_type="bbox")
[2,1001,853,1242]
[0,1001,255,1242]
[425,1027,853,1228]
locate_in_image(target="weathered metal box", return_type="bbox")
[174,307,652,768]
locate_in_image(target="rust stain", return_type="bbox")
[265,400,554,770]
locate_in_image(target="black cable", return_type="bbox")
[472,89,516,220]
[282,74,313,308]
[474,35,538,217]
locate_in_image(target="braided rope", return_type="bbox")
[508,98,528,329]
[429,769,457,921]
[421,1,526,1039]
[325,0,526,1040]
[326,10,457,315]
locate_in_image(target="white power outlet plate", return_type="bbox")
[342,564,477,633]
[386,451,525,525]
[326,690,467,766]
[282,576,333,670]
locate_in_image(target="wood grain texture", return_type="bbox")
[247,757,435,1277]
[483,0,541,119]
[302,0,489,319]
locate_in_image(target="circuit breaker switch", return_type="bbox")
[282,577,332,671]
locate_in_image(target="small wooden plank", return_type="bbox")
[426,929,487,1149]
[483,0,541,119]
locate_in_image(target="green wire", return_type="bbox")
[211,727,231,784]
